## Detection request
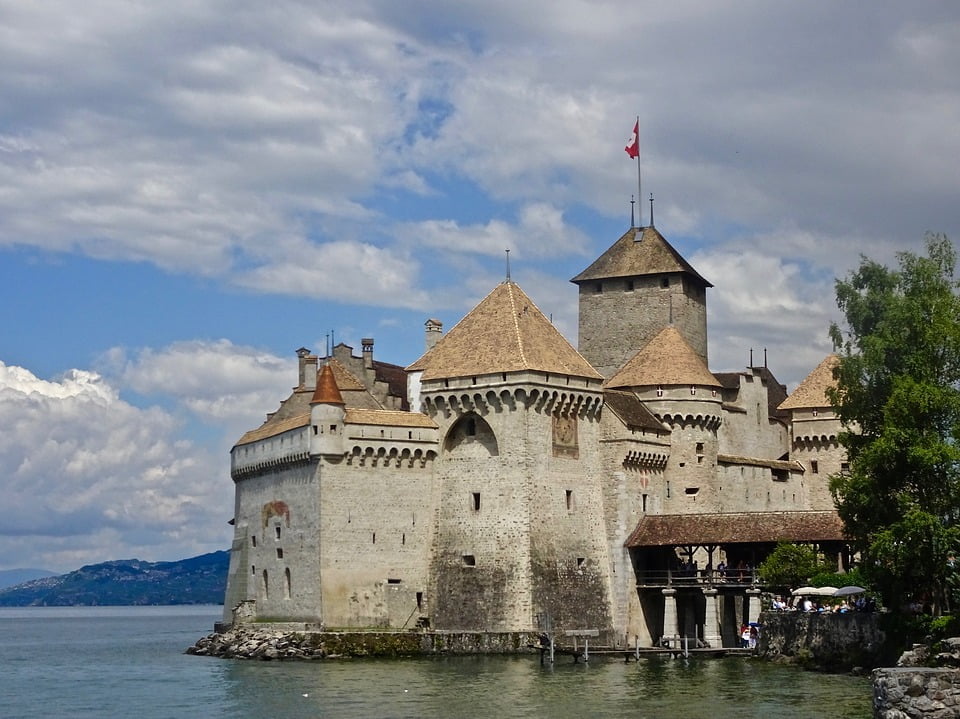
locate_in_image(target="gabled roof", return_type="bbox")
[327,359,365,391]
[606,326,721,389]
[570,226,712,287]
[603,390,669,432]
[406,281,602,382]
[624,510,845,547]
[778,354,839,410]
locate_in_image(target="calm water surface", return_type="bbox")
[0,606,872,718]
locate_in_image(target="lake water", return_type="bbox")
[0,606,872,718]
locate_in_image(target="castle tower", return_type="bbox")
[606,326,723,512]
[406,280,610,634]
[778,354,844,509]
[309,363,345,457]
[571,226,712,378]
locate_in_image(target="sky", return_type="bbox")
[1,1,958,573]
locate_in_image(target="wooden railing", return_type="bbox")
[636,568,759,588]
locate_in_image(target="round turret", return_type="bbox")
[310,363,346,457]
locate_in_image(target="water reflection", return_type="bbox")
[220,654,871,719]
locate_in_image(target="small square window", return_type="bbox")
[811,460,819,474]
[462,554,476,567]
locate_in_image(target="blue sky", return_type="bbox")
[1,1,958,572]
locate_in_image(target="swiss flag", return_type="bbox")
[624,120,639,159]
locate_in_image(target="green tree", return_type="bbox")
[829,234,960,614]
[757,542,825,589]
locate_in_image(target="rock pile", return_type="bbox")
[186,626,328,660]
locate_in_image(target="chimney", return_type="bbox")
[304,355,318,391]
[296,347,312,388]
[361,338,374,369]
[425,319,443,352]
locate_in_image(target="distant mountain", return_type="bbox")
[0,568,57,590]
[0,550,229,606]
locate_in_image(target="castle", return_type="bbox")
[221,224,848,648]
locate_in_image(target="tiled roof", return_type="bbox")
[778,354,839,410]
[406,281,602,381]
[344,408,437,428]
[372,359,409,410]
[311,364,344,405]
[603,390,669,432]
[624,510,846,547]
[606,326,722,389]
[327,359,366,391]
[235,413,310,446]
[570,226,712,287]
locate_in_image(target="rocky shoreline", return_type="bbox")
[186,625,541,660]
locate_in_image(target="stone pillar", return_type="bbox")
[662,588,677,644]
[746,588,761,625]
[702,589,721,648]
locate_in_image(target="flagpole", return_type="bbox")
[635,115,642,227]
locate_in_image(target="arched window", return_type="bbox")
[444,414,499,456]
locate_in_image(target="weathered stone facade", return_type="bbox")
[874,668,960,718]
[220,223,848,645]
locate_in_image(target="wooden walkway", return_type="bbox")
[528,644,753,663]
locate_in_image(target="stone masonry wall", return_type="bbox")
[874,668,960,719]
[758,611,884,671]
[578,275,707,378]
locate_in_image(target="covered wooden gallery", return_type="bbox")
[624,510,848,647]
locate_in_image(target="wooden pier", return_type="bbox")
[529,630,753,664]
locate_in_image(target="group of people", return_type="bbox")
[715,560,754,583]
[739,623,759,648]
[770,594,875,613]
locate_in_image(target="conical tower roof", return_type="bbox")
[778,354,839,410]
[570,226,712,287]
[407,281,602,382]
[606,326,721,389]
[311,363,345,405]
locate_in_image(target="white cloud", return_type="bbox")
[396,202,590,259]
[0,361,230,571]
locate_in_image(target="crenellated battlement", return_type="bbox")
[345,445,437,467]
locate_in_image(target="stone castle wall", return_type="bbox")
[577,275,707,377]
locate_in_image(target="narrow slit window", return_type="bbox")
[472,492,481,511]
[275,526,281,539]
[565,489,573,510]
[276,547,283,559]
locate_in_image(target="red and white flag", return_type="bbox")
[624,120,639,159]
